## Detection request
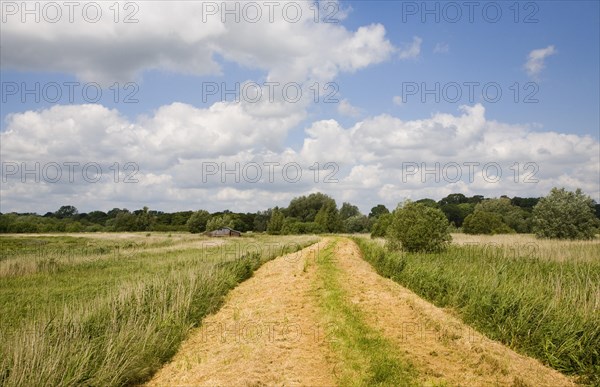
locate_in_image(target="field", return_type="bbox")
[354,234,600,385]
[0,233,317,386]
[0,232,598,386]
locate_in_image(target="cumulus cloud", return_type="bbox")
[524,45,557,78]
[337,99,361,117]
[1,1,395,84]
[2,103,598,214]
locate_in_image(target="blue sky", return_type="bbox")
[1,0,599,213]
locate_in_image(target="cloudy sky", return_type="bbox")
[1,0,599,214]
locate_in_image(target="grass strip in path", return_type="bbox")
[312,238,418,386]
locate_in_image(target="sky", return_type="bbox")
[1,0,599,215]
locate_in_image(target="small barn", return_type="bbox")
[206,227,242,237]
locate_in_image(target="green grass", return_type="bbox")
[313,239,417,386]
[0,233,318,386]
[352,237,600,386]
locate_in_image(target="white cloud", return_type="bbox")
[398,36,422,59]
[2,103,598,214]
[524,45,557,78]
[1,1,395,85]
[337,99,361,117]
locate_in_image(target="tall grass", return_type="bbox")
[0,234,317,386]
[352,237,600,385]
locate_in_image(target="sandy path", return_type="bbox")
[147,240,337,386]
[334,238,576,387]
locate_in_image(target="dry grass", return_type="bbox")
[451,233,600,262]
[0,233,318,387]
[353,235,600,384]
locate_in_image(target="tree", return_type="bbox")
[441,203,474,227]
[266,208,285,235]
[438,193,469,206]
[532,188,599,240]
[368,204,389,218]
[253,209,271,232]
[286,193,337,222]
[280,219,323,234]
[54,205,78,219]
[315,201,341,232]
[511,197,540,211]
[475,198,530,233]
[387,201,451,252]
[463,211,513,235]
[87,211,108,225]
[109,210,136,231]
[415,198,439,208]
[343,215,370,233]
[339,202,360,220]
[134,206,155,231]
[468,195,485,204]
[370,212,392,238]
[206,214,236,231]
[187,210,210,233]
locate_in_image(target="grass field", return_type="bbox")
[352,234,600,385]
[0,233,318,386]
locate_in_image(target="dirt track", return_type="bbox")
[147,240,336,386]
[147,238,575,386]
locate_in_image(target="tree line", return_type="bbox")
[1,189,599,236]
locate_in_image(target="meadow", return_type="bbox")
[0,232,318,386]
[352,234,600,385]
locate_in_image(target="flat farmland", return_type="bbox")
[0,233,318,386]
[1,233,598,386]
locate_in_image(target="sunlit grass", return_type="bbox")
[313,238,417,386]
[0,233,318,386]
[353,236,600,385]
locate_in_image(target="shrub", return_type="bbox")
[533,187,599,240]
[475,198,531,233]
[280,220,324,235]
[386,201,451,252]
[463,211,514,235]
[370,213,392,238]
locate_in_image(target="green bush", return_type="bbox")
[386,201,451,252]
[463,211,514,235]
[370,213,392,238]
[533,187,599,240]
[280,219,323,235]
[475,198,531,233]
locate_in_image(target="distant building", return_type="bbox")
[206,227,242,237]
